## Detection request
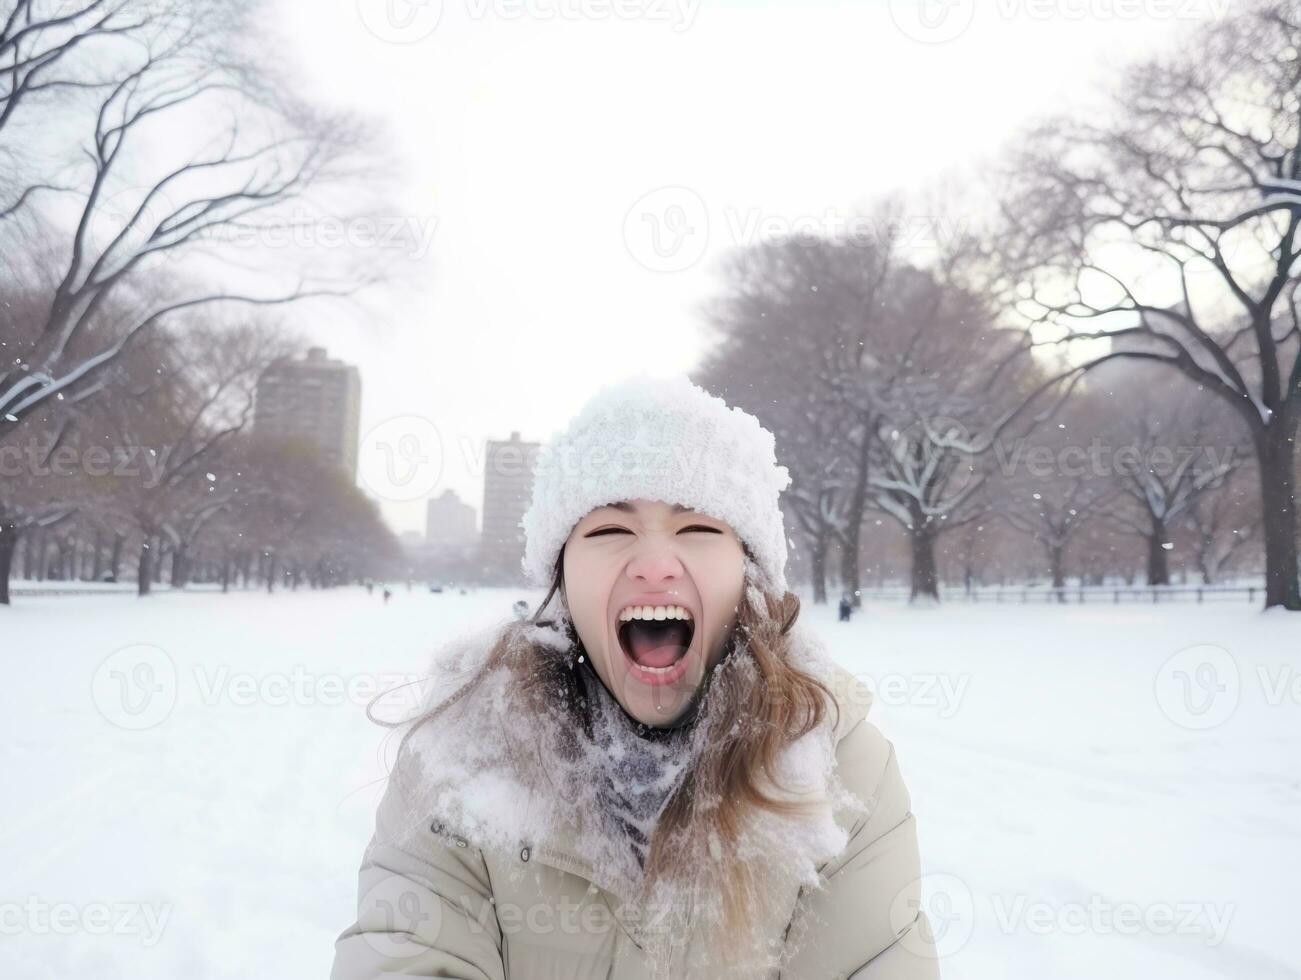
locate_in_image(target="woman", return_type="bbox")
[331,373,938,979]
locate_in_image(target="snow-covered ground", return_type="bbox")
[1,588,1296,978]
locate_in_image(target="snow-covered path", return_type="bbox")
[1,588,1296,978]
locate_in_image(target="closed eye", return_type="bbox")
[583,525,720,537]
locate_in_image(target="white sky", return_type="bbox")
[266,0,1218,534]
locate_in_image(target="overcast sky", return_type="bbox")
[267,0,1221,534]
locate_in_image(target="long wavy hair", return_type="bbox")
[387,541,841,963]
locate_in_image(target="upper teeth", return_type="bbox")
[619,604,692,622]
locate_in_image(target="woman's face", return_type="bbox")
[561,498,747,727]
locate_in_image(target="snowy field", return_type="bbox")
[1,587,1297,978]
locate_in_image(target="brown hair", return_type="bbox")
[390,542,840,963]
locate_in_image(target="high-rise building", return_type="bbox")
[253,347,362,479]
[479,430,540,583]
[426,489,477,554]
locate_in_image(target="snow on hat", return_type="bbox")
[519,371,793,595]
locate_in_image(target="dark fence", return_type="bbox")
[854,584,1264,604]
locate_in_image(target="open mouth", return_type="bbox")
[616,604,695,684]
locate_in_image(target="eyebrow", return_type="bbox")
[603,502,693,514]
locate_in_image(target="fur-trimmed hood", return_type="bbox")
[382,608,874,977]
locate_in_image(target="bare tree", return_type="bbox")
[1184,464,1261,585]
[0,0,151,218]
[0,0,378,439]
[84,316,294,595]
[698,233,894,603]
[997,480,1113,594]
[699,219,1068,602]
[994,0,1301,608]
[1092,375,1243,585]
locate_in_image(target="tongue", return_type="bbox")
[623,620,691,669]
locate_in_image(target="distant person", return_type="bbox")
[838,593,853,621]
[382,588,392,605]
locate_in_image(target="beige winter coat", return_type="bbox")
[331,661,939,979]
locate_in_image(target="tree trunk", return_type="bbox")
[1145,518,1170,587]
[1049,543,1065,589]
[839,418,873,609]
[109,532,124,581]
[171,542,188,590]
[20,527,33,580]
[91,529,105,581]
[31,528,45,581]
[808,531,828,605]
[909,525,939,602]
[0,520,16,606]
[137,541,152,597]
[1257,425,1301,609]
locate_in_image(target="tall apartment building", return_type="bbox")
[479,430,540,583]
[253,347,362,480]
[426,489,477,555]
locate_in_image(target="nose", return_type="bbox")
[624,540,684,584]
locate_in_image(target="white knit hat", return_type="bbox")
[518,371,792,596]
